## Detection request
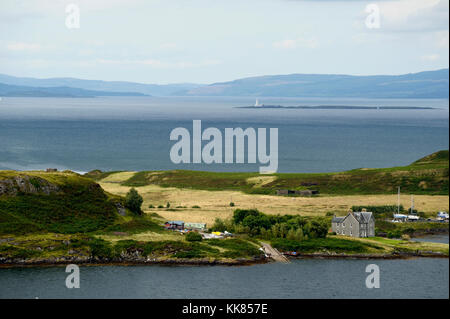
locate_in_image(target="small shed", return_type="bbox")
[46,168,58,172]
[184,222,207,231]
[164,221,184,230]
[276,189,319,196]
[297,190,319,196]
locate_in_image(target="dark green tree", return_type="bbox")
[125,188,143,215]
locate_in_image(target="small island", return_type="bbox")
[236,104,436,110]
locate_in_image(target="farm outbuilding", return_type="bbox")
[164,221,185,230]
[276,189,319,196]
[184,222,207,231]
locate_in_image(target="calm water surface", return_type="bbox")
[0,97,448,173]
[0,257,448,299]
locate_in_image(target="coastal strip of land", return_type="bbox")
[0,151,448,267]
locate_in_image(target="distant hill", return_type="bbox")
[179,69,449,98]
[0,82,147,97]
[1,69,448,98]
[0,73,202,97]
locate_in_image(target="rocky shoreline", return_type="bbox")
[0,255,268,268]
[1,250,448,268]
[285,251,449,260]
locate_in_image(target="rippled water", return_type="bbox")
[0,256,448,299]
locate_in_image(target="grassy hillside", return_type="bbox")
[0,171,118,235]
[88,150,449,196]
[0,170,264,264]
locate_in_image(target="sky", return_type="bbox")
[0,0,448,84]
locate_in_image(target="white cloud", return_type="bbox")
[6,42,41,51]
[421,54,440,61]
[273,37,318,49]
[378,0,448,32]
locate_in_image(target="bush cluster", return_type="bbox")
[212,209,329,240]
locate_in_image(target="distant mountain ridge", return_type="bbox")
[180,69,449,98]
[0,73,202,97]
[0,69,448,98]
[0,82,147,97]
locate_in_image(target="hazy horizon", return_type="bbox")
[1,0,448,84]
[1,68,449,86]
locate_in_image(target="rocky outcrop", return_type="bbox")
[0,175,60,196]
[115,203,127,216]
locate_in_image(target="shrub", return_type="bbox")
[387,230,402,239]
[166,202,170,208]
[148,204,155,208]
[229,202,235,207]
[125,188,143,215]
[192,205,201,208]
[185,232,203,242]
[306,219,329,239]
[87,238,113,259]
[157,205,164,208]
[212,218,227,232]
[233,209,261,224]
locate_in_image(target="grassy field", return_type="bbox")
[90,150,448,227]
[98,180,449,227]
[272,235,449,256]
[88,150,449,196]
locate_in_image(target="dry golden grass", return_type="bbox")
[98,231,183,243]
[100,171,136,183]
[246,176,278,187]
[99,172,449,227]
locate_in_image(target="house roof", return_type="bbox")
[354,212,373,223]
[167,221,184,225]
[332,216,345,223]
[333,212,373,224]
